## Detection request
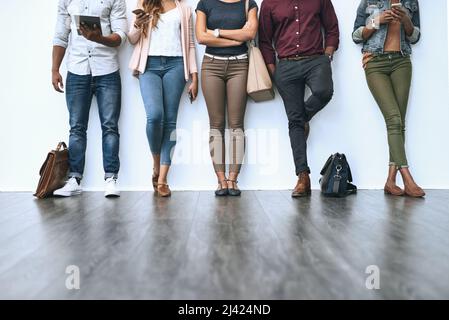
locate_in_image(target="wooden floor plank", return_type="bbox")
[0,190,448,299]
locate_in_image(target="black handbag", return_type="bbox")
[319,153,357,197]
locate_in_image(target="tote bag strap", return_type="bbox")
[244,0,255,48]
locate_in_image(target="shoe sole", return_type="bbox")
[384,190,404,196]
[157,194,171,198]
[291,191,312,198]
[105,193,121,198]
[53,190,82,197]
[404,192,426,198]
[155,190,171,197]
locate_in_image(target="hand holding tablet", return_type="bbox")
[75,15,102,35]
[74,15,103,43]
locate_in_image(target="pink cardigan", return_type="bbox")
[128,0,198,80]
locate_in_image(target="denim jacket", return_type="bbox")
[352,0,421,55]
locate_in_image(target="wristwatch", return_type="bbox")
[213,28,220,38]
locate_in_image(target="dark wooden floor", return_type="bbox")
[0,190,448,300]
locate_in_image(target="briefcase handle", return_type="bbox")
[56,142,68,151]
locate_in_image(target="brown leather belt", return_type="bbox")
[280,54,322,61]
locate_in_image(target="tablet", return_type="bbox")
[74,15,103,36]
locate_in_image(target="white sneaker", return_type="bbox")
[105,177,120,198]
[53,177,82,197]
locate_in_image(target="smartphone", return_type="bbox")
[391,3,403,9]
[132,9,145,15]
[188,92,194,104]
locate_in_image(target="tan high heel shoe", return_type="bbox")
[152,174,159,192]
[157,183,172,197]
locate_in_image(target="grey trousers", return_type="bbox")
[275,55,334,175]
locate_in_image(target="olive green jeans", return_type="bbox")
[365,53,412,168]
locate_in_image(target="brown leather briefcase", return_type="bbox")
[34,142,69,199]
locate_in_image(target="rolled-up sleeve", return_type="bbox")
[407,26,420,44]
[352,0,368,44]
[110,0,129,45]
[321,0,340,50]
[407,1,421,44]
[53,0,71,48]
[188,12,198,75]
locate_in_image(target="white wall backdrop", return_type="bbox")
[1,0,448,191]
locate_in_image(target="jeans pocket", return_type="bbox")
[273,64,281,84]
[275,61,286,78]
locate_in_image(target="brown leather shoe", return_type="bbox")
[399,168,425,198]
[384,183,405,196]
[305,122,310,140]
[157,183,172,197]
[292,172,311,198]
[404,185,426,198]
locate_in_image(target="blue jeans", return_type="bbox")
[65,71,121,179]
[139,56,186,165]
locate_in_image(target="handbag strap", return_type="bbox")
[340,153,354,183]
[345,183,358,195]
[320,154,334,175]
[332,175,341,194]
[333,179,357,196]
[56,142,68,151]
[244,0,255,48]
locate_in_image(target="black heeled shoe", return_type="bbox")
[215,180,229,197]
[227,179,241,197]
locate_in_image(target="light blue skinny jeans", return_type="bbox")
[139,56,186,165]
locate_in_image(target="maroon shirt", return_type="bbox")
[259,0,340,64]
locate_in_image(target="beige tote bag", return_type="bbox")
[245,0,275,102]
